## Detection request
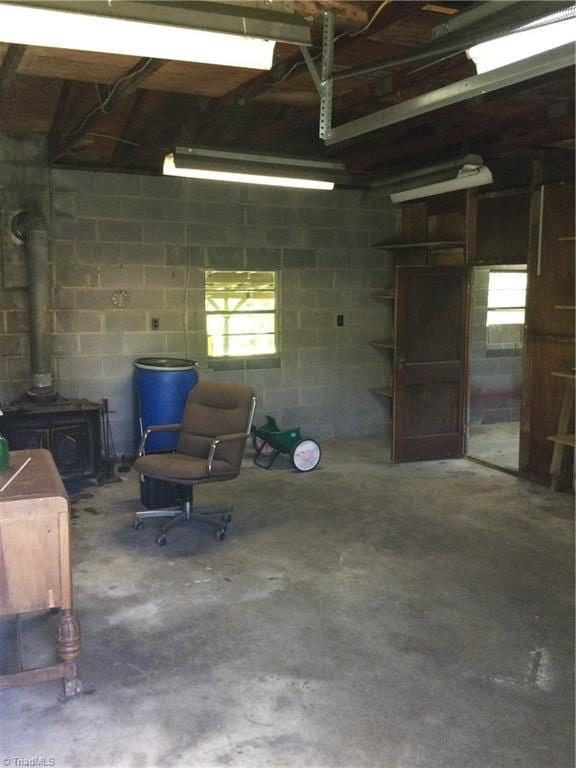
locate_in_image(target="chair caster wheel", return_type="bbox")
[133,520,144,530]
[223,512,232,524]
[155,534,167,546]
[215,528,226,541]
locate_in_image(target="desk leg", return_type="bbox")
[56,609,82,697]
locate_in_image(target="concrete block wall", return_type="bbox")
[0,136,396,456]
[469,266,524,425]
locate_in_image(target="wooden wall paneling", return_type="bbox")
[472,189,531,265]
[519,182,575,482]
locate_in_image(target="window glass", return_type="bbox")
[486,271,527,326]
[205,271,276,357]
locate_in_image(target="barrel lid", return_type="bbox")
[134,357,197,371]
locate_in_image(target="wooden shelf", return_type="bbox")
[551,371,576,381]
[369,386,393,398]
[369,340,395,350]
[372,240,465,251]
[558,236,575,242]
[555,305,576,310]
[547,434,575,448]
[371,290,395,300]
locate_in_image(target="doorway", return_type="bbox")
[467,265,527,471]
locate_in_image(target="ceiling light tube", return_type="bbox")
[467,15,576,74]
[0,0,314,69]
[164,149,349,191]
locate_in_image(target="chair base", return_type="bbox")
[134,493,232,546]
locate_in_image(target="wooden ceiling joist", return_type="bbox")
[48,57,166,162]
[0,44,25,92]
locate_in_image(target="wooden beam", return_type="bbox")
[0,44,25,92]
[49,57,166,161]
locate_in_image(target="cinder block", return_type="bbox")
[6,311,28,334]
[105,310,147,333]
[206,202,245,226]
[51,169,94,192]
[54,310,102,333]
[145,310,184,331]
[282,249,316,268]
[80,333,124,355]
[121,243,166,265]
[225,226,265,247]
[76,193,126,219]
[265,227,302,248]
[187,223,225,245]
[206,247,244,270]
[282,329,319,349]
[301,229,336,249]
[298,347,339,367]
[54,218,97,240]
[112,289,165,310]
[2,335,28,355]
[165,333,187,356]
[299,270,332,290]
[262,387,299,410]
[245,206,282,227]
[57,356,103,380]
[282,289,318,309]
[122,332,168,356]
[316,249,351,269]
[244,248,281,270]
[166,245,196,266]
[52,191,76,218]
[55,264,97,288]
[334,270,366,289]
[164,289,187,309]
[76,242,122,265]
[299,309,334,328]
[100,356,134,378]
[52,334,80,355]
[140,176,184,199]
[7,356,31,381]
[53,287,75,310]
[93,172,141,196]
[144,267,185,288]
[98,219,142,243]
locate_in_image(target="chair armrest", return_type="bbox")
[206,432,248,474]
[137,423,181,456]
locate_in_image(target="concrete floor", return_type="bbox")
[0,436,574,768]
[468,422,520,471]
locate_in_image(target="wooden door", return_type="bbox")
[393,266,468,461]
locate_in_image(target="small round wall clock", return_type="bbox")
[111,289,130,309]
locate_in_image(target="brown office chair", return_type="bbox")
[133,380,256,546]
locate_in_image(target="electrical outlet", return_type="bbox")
[151,317,160,330]
[337,314,344,327]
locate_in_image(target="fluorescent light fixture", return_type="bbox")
[390,164,493,203]
[163,148,350,191]
[0,1,311,69]
[367,155,493,203]
[468,15,576,74]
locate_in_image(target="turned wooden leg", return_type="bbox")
[56,609,82,696]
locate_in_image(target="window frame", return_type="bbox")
[204,269,278,360]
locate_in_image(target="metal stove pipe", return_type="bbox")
[22,214,55,402]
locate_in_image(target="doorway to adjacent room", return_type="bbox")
[467,265,527,471]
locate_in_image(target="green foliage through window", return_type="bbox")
[205,270,276,358]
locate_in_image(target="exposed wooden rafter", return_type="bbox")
[48,58,166,161]
[0,44,25,92]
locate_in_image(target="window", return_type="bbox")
[205,270,276,358]
[486,270,527,326]
[485,269,527,352]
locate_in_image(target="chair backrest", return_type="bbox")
[176,380,255,470]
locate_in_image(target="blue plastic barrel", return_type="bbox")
[134,357,198,452]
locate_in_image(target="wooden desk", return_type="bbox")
[0,449,82,696]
